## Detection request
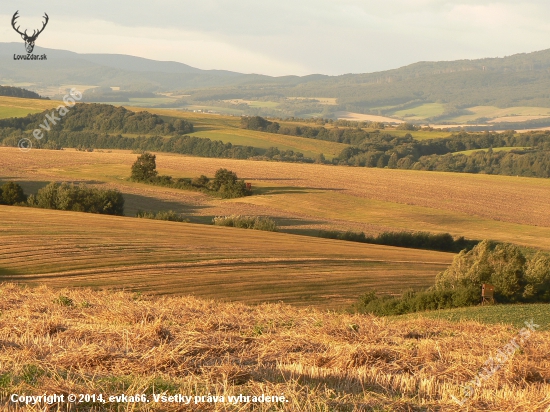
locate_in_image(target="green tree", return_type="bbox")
[523,252,550,301]
[1,182,27,205]
[131,153,158,181]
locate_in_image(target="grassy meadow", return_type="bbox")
[401,303,550,330]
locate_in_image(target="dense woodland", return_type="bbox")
[0,86,48,100]
[0,104,193,135]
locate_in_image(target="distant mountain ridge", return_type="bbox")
[3,42,550,117]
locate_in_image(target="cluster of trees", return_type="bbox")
[319,230,478,253]
[0,182,27,205]
[0,181,124,215]
[0,104,193,135]
[354,240,550,316]
[130,153,251,199]
[30,183,124,215]
[0,85,48,100]
[436,240,550,303]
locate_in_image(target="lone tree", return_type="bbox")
[131,153,158,182]
[210,168,250,199]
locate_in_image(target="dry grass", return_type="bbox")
[0,206,451,308]
[1,147,549,251]
[0,284,548,411]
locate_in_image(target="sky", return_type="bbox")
[1,1,550,76]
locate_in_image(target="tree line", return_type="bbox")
[318,230,478,253]
[0,85,49,100]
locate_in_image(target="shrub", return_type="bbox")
[353,286,480,316]
[136,210,187,222]
[213,215,278,232]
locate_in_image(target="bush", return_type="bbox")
[0,182,27,205]
[213,215,278,232]
[353,286,480,316]
[136,210,187,222]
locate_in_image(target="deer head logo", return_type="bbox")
[11,11,49,54]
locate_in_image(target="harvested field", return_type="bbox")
[1,147,549,250]
[0,284,548,411]
[0,206,452,308]
[335,111,404,123]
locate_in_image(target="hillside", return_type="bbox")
[0,284,547,411]
[2,147,549,251]
[6,43,550,121]
[0,205,452,308]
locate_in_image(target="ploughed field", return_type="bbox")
[1,147,550,251]
[0,206,452,308]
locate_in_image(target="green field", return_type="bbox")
[453,146,531,155]
[383,128,452,140]
[0,106,42,119]
[401,304,550,330]
[392,103,446,119]
[190,128,347,159]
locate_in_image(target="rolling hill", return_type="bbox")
[6,43,550,122]
[0,205,452,308]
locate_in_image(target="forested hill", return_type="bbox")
[0,85,48,100]
[187,48,550,113]
[4,43,550,118]
[0,104,193,135]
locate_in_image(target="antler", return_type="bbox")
[11,11,27,37]
[32,13,49,38]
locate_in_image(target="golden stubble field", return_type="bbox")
[1,147,549,250]
[0,284,548,411]
[0,206,452,307]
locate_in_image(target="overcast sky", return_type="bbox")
[1,1,550,76]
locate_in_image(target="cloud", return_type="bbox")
[1,0,550,75]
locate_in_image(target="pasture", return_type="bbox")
[401,303,550,330]
[0,206,452,308]
[392,102,446,120]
